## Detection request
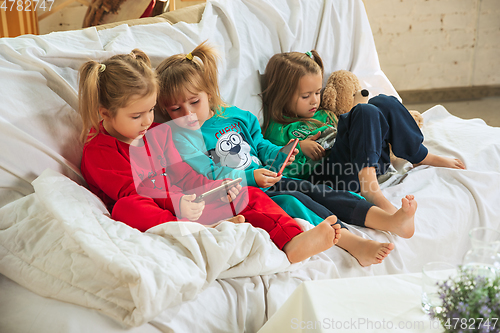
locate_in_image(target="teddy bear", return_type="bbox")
[321,69,424,128]
[320,69,424,169]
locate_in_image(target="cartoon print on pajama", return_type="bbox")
[213,131,261,170]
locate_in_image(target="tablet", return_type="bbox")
[269,138,299,176]
[192,178,243,203]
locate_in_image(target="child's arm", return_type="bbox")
[263,121,320,178]
[244,111,283,166]
[111,194,181,231]
[145,123,228,195]
[82,145,184,231]
[253,168,282,188]
[171,131,258,186]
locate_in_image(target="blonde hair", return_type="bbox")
[78,49,157,143]
[155,41,226,120]
[261,50,330,133]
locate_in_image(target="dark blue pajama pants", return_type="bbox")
[266,177,374,228]
[309,94,428,192]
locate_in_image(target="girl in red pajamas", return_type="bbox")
[77,49,340,263]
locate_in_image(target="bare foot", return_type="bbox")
[327,214,342,245]
[350,240,394,267]
[283,216,339,263]
[332,223,342,245]
[390,195,417,238]
[439,157,466,169]
[416,153,466,170]
[365,195,417,238]
[336,230,395,267]
[227,215,245,224]
[358,241,394,266]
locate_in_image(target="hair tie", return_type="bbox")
[186,52,193,61]
[98,64,106,72]
[305,51,313,59]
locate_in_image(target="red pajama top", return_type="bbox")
[80,122,224,231]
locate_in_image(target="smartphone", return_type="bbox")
[192,178,243,203]
[269,139,299,176]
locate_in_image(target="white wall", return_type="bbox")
[363,0,500,91]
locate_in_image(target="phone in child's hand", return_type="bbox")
[269,139,299,176]
[192,178,243,203]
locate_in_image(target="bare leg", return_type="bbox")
[336,229,395,267]
[283,216,341,263]
[358,166,397,214]
[415,153,466,169]
[364,195,417,238]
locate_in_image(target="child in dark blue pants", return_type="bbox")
[310,94,429,191]
[261,51,465,217]
[310,94,465,213]
[266,178,373,228]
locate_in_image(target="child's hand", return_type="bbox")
[286,150,298,165]
[254,168,281,188]
[220,180,242,203]
[299,132,325,161]
[179,194,205,221]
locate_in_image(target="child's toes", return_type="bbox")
[401,197,409,209]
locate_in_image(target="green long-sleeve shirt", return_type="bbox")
[263,110,337,179]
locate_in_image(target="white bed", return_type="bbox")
[1,0,499,332]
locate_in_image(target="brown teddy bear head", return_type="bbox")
[321,69,424,128]
[322,70,365,116]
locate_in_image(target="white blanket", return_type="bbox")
[0,169,293,327]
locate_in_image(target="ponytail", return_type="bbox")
[310,49,324,75]
[156,40,226,119]
[130,48,152,68]
[77,49,157,143]
[189,41,223,111]
[78,61,102,143]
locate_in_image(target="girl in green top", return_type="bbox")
[261,50,465,217]
[263,102,338,180]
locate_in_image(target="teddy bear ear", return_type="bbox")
[321,85,337,112]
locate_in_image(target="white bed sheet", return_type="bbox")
[1,0,499,332]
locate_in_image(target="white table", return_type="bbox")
[258,273,444,333]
